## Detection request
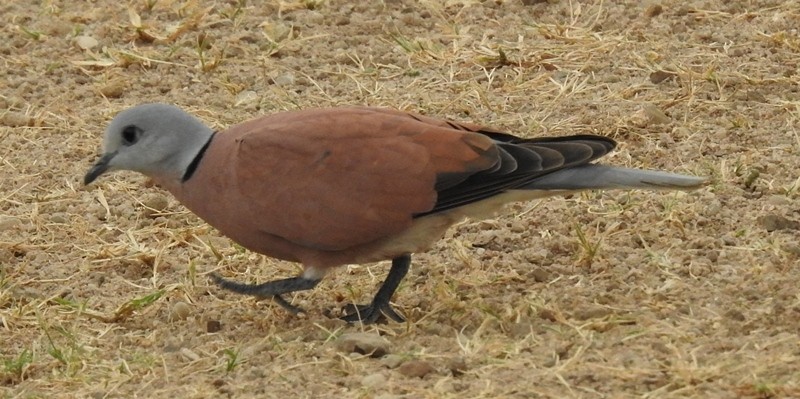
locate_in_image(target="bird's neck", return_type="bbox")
[156,126,215,185]
[181,131,216,182]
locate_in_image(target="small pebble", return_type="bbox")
[180,347,200,361]
[477,220,499,230]
[473,231,498,247]
[539,308,558,322]
[397,360,435,378]
[169,301,192,322]
[758,214,800,232]
[273,73,295,86]
[361,373,387,389]
[644,4,663,18]
[642,103,671,125]
[721,234,737,246]
[206,319,222,333]
[0,112,34,127]
[766,195,789,206]
[529,267,550,283]
[650,70,676,84]
[447,357,467,376]
[141,193,169,217]
[725,309,746,322]
[234,90,259,108]
[49,213,68,224]
[573,305,611,320]
[705,202,722,217]
[99,80,127,98]
[75,35,99,50]
[261,21,291,42]
[380,354,404,369]
[335,333,391,357]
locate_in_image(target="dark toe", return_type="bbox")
[272,295,305,315]
[340,302,404,324]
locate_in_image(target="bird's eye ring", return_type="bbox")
[121,125,140,146]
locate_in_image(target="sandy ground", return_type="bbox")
[1,0,799,398]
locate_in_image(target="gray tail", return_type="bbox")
[523,165,708,191]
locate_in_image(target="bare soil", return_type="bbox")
[1,1,799,398]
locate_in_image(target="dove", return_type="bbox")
[84,103,706,323]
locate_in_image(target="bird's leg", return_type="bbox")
[341,254,411,324]
[210,273,321,315]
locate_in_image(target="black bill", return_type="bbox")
[83,151,117,185]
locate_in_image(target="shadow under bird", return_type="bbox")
[84,104,707,323]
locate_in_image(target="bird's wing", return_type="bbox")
[380,109,617,216]
[422,133,616,215]
[341,108,616,215]
[228,107,499,251]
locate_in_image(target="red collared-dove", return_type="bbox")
[85,104,706,323]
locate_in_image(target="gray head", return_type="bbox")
[84,103,214,185]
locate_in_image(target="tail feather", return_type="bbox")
[524,165,708,191]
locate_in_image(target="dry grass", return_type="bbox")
[2,0,800,398]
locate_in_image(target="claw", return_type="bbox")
[272,295,305,315]
[341,301,405,324]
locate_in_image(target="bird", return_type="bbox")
[84,103,707,324]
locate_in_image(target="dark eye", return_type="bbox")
[121,125,141,146]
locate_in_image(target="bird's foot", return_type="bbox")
[340,301,405,324]
[210,272,320,316]
[272,294,305,315]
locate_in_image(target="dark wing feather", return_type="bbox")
[419,134,616,217]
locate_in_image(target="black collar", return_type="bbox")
[181,132,216,182]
